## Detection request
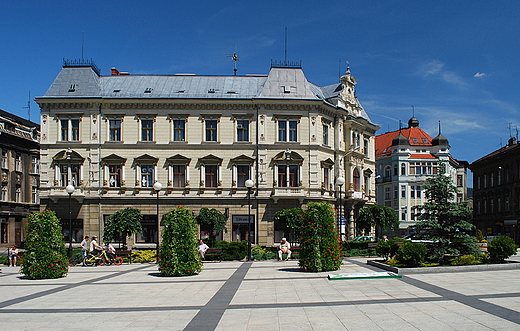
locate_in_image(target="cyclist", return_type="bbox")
[105,242,116,261]
[89,236,104,256]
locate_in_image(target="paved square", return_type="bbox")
[1,258,520,330]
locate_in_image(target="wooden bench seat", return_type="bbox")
[116,250,132,263]
[204,248,222,262]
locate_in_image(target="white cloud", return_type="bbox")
[474,72,488,78]
[418,60,468,87]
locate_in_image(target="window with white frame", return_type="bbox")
[32,187,39,204]
[385,187,391,200]
[58,164,80,186]
[277,164,299,187]
[393,185,398,199]
[108,165,122,187]
[353,168,361,191]
[15,154,21,171]
[235,165,250,188]
[401,185,406,198]
[1,185,7,201]
[109,119,122,141]
[401,163,406,175]
[205,119,218,142]
[236,120,249,142]
[31,156,39,174]
[15,187,21,203]
[171,165,186,187]
[1,150,7,169]
[140,164,154,187]
[60,118,80,141]
[173,119,186,142]
[323,124,329,146]
[323,167,330,190]
[141,119,154,141]
[205,165,218,187]
[278,120,298,142]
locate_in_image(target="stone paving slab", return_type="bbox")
[1,258,520,330]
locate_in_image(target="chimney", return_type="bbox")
[111,67,120,76]
[508,137,517,146]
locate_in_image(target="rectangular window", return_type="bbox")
[236,120,249,142]
[393,186,398,199]
[61,119,69,141]
[410,186,415,199]
[401,185,406,198]
[1,185,7,201]
[32,187,39,204]
[108,165,122,187]
[205,120,218,142]
[323,125,329,145]
[289,165,299,187]
[173,120,185,142]
[278,120,298,142]
[237,165,249,188]
[140,165,154,187]
[15,154,21,171]
[31,156,39,174]
[61,118,80,141]
[417,186,422,199]
[60,164,80,186]
[385,187,390,200]
[109,119,122,141]
[1,151,7,169]
[278,165,287,187]
[15,188,21,203]
[205,165,218,187]
[172,165,186,187]
[323,167,330,189]
[136,215,157,243]
[141,120,154,141]
[71,119,80,140]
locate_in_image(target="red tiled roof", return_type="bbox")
[409,153,437,159]
[375,128,433,157]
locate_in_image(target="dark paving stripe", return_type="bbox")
[184,261,251,331]
[0,264,150,309]
[346,258,520,325]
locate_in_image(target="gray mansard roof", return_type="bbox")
[42,64,373,122]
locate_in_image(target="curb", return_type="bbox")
[367,259,520,274]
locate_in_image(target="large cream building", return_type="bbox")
[36,60,379,247]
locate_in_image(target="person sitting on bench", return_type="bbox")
[278,238,291,261]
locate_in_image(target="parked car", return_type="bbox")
[353,236,376,242]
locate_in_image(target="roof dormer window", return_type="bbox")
[68,84,76,92]
[144,88,153,93]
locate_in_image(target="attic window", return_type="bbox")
[412,138,419,143]
[113,89,121,93]
[208,89,216,93]
[227,91,237,94]
[144,88,153,93]
[422,138,428,143]
[176,90,185,93]
[281,85,291,93]
[68,84,76,92]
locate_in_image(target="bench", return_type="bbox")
[204,248,222,262]
[116,250,133,264]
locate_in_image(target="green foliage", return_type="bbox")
[488,236,518,263]
[342,248,371,257]
[215,240,248,260]
[196,207,227,246]
[273,207,305,242]
[158,207,202,276]
[395,242,428,266]
[131,250,156,263]
[450,255,480,266]
[104,208,143,247]
[476,229,485,242]
[21,210,69,279]
[299,202,342,272]
[357,205,399,235]
[375,239,402,260]
[410,162,475,262]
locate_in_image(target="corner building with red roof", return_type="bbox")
[375,116,469,236]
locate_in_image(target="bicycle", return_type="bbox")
[84,250,123,266]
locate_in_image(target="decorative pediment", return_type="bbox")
[101,154,126,165]
[52,150,85,163]
[134,154,158,164]
[320,158,334,167]
[273,151,303,162]
[166,154,191,165]
[231,154,255,164]
[199,154,223,165]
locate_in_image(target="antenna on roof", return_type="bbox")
[226,41,239,76]
[346,61,350,74]
[438,120,442,134]
[284,26,288,62]
[23,91,30,121]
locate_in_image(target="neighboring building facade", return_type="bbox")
[36,60,379,248]
[470,137,520,243]
[0,109,40,248]
[375,117,468,236]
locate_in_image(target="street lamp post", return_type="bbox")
[245,179,254,261]
[65,184,75,259]
[153,182,162,260]
[336,177,345,241]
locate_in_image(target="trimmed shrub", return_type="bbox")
[21,210,69,279]
[132,250,156,263]
[299,202,342,272]
[215,240,248,260]
[158,207,202,276]
[395,242,428,267]
[450,255,479,266]
[488,236,518,263]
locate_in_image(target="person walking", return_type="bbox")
[80,236,90,263]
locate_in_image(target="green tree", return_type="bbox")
[273,207,304,243]
[299,202,342,272]
[488,236,518,263]
[159,206,202,276]
[104,207,143,248]
[357,205,399,236]
[196,207,227,246]
[410,162,476,261]
[21,210,69,279]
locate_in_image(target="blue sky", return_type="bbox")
[1,0,519,173]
